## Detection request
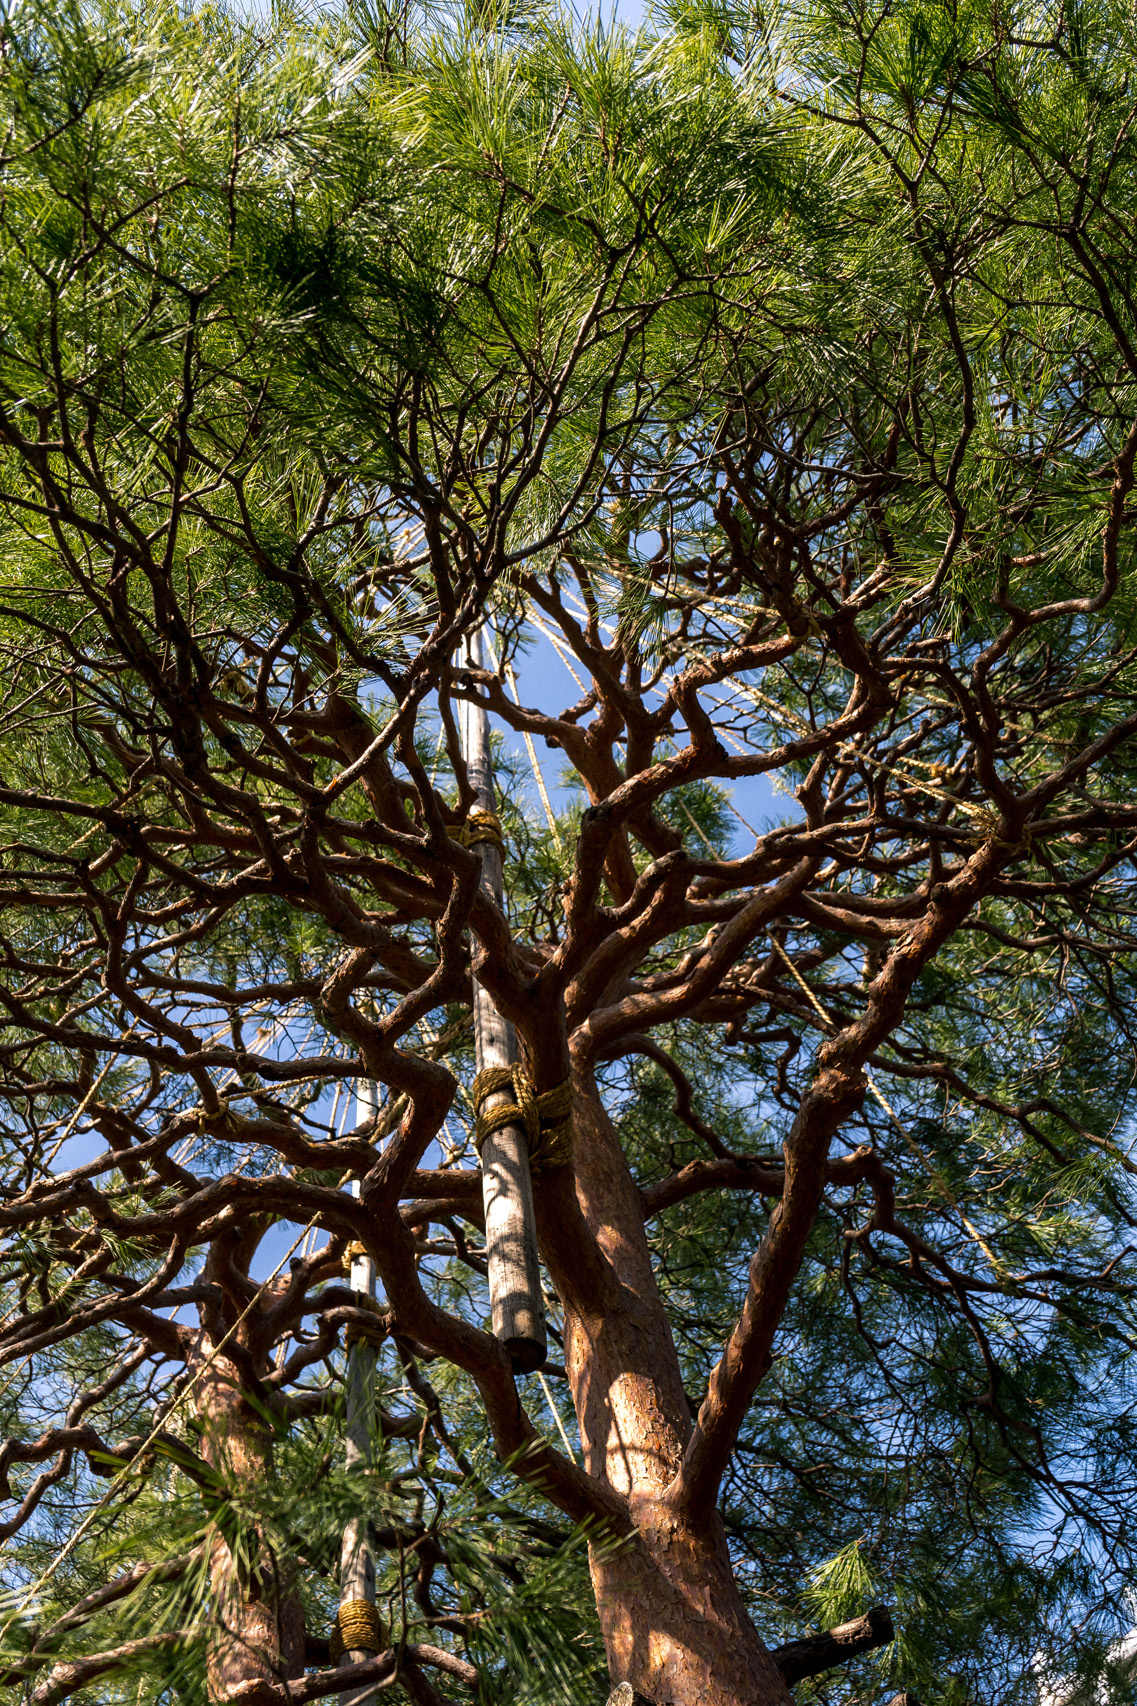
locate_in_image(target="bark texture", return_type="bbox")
[771,1606,895,1685]
[542,1073,792,1706]
[196,1347,305,1702]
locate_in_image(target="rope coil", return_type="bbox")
[344,1312,387,1353]
[447,806,506,860]
[340,1240,368,1275]
[472,1066,573,1171]
[329,1597,384,1663]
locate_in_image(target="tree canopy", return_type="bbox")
[0,0,1135,1702]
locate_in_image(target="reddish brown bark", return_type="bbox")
[194,1348,305,1703]
[5,78,1137,1696]
[540,1074,792,1706]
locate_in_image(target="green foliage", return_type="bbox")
[1,0,1137,1702]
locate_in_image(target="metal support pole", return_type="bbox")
[459,629,547,1374]
[338,1087,382,1706]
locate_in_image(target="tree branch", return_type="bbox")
[771,1607,895,1685]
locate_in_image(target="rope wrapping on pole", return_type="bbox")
[458,624,547,1369]
[447,807,506,859]
[329,1598,385,1663]
[472,1067,573,1171]
[340,1241,387,1351]
[337,1105,383,1705]
[343,1317,387,1353]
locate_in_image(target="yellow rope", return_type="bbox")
[472,1066,573,1171]
[329,1597,385,1663]
[447,806,506,859]
[344,1314,387,1353]
[339,1239,385,1350]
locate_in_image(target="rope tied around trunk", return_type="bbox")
[329,1597,384,1663]
[472,1066,573,1171]
[447,806,505,859]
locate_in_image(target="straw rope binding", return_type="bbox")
[340,1239,368,1275]
[344,1312,387,1353]
[447,806,506,859]
[472,1066,573,1171]
[329,1597,384,1663]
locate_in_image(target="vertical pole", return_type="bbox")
[459,629,547,1375]
[338,1087,381,1706]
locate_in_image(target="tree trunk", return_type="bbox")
[195,1349,305,1702]
[544,1072,792,1706]
[586,1514,790,1706]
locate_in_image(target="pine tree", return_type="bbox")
[0,0,1135,1703]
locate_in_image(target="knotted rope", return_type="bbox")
[447,806,506,860]
[344,1314,387,1353]
[337,1244,386,1351]
[329,1597,384,1663]
[340,1240,368,1275]
[472,1066,573,1171]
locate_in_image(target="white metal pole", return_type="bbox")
[337,1084,382,1706]
[459,629,546,1373]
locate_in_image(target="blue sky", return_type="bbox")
[486,624,784,856]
